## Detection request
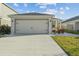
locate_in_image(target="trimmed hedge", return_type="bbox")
[0,25,11,35]
[64,29,79,34]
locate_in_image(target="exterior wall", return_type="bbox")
[62,19,79,31]
[0,3,17,26]
[51,18,62,31]
[75,22,79,31]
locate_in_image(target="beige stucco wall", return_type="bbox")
[51,18,62,30]
[0,3,17,26]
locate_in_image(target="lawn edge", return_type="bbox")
[51,36,70,56]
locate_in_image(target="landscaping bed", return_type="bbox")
[0,25,11,38]
[52,36,79,56]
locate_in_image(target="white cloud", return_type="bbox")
[59,7,65,14]
[37,3,56,6]
[13,3,19,7]
[24,3,28,7]
[26,10,35,13]
[26,11,30,13]
[59,10,65,14]
[36,3,57,9]
[19,9,24,11]
[36,3,48,6]
[59,7,69,14]
[39,5,47,9]
[43,8,57,14]
[47,3,57,6]
[31,11,36,12]
[36,3,48,9]
[52,3,56,6]
[60,7,64,10]
[65,6,70,10]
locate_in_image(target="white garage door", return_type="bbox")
[15,19,48,34]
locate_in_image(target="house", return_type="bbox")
[0,3,61,35]
[62,16,79,31]
[9,13,61,35]
[0,3,18,26]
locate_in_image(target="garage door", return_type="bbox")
[15,20,48,34]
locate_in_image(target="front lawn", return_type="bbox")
[52,36,79,56]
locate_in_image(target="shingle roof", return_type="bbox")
[10,12,54,16]
[62,15,79,23]
[9,12,55,17]
[21,13,52,15]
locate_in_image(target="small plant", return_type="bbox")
[0,25,11,35]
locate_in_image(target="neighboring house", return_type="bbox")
[9,13,61,35]
[0,3,18,26]
[62,16,79,31]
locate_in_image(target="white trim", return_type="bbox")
[11,18,15,35]
[48,18,52,34]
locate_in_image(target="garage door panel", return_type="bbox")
[16,20,48,34]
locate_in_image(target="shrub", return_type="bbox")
[64,29,79,34]
[0,25,11,35]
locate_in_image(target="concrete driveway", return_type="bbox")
[0,35,67,56]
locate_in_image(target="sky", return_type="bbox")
[6,3,79,21]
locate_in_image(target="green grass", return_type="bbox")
[52,36,79,56]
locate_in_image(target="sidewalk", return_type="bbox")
[49,32,79,36]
